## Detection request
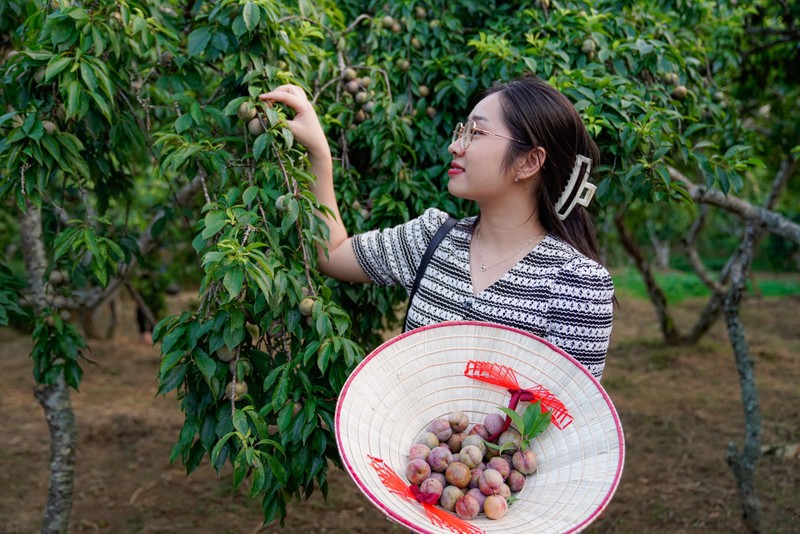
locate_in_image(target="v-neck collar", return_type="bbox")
[456,217,551,297]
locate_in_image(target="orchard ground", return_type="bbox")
[1,279,798,533]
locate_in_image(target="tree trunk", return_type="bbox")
[647,221,670,270]
[20,205,76,534]
[681,157,795,345]
[724,224,762,533]
[614,211,682,344]
[33,376,76,534]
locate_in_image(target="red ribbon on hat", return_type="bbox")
[464,360,573,433]
[368,456,485,534]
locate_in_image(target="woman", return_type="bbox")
[261,75,614,379]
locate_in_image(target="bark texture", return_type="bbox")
[614,211,681,344]
[33,376,76,534]
[723,224,762,533]
[20,205,76,534]
[669,162,800,245]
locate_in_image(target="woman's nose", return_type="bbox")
[448,139,465,156]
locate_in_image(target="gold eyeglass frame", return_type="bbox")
[451,120,523,149]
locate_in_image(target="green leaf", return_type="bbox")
[243,186,259,205]
[202,211,227,238]
[175,114,194,134]
[211,431,237,466]
[243,2,261,31]
[187,27,212,57]
[157,362,188,395]
[498,406,525,436]
[246,410,269,438]
[159,350,185,377]
[233,409,249,435]
[195,351,217,382]
[264,453,288,484]
[223,267,244,301]
[79,61,97,92]
[45,56,73,82]
[520,400,552,441]
[253,133,268,160]
[250,458,266,496]
[233,449,249,489]
[65,7,89,20]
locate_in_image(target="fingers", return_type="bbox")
[259,84,309,112]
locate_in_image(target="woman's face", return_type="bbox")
[446,92,517,203]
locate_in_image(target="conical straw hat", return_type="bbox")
[335,321,625,534]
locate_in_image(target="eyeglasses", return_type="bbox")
[451,120,523,150]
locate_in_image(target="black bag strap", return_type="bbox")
[404,216,459,331]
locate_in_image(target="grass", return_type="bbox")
[611,267,800,304]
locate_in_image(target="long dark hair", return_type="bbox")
[483,75,603,264]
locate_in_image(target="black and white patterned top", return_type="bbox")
[351,208,614,379]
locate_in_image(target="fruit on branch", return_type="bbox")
[581,39,596,54]
[382,15,395,29]
[343,67,357,81]
[225,380,248,400]
[298,297,314,317]
[275,194,290,212]
[418,84,429,97]
[662,72,679,85]
[229,358,252,377]
[354,109,367,123]
[216,347,236,362]
[345,80,361,95]
[672,85,688,100]
[237,101,257,121]
[426,106,437,119]
[355,91,369,104]
[247,117,265,135]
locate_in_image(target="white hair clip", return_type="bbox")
[555,154,595,221]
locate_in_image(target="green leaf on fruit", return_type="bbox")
[521,400,552,441]
[498,406,525,435]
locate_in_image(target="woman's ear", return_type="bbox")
[516,147,547,181]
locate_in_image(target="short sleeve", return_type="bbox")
[351,208,451,290]
[545,258,614,380]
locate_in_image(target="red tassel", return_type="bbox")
[464,360,573,430]
[368,456,485,534]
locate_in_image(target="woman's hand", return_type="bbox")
[260,85,329,156]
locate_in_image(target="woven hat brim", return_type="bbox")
[335,321,625,534]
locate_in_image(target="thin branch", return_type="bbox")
[683,205,727,295]
[272,143,317,298]
[668,163,800,245]
[124,282,157,327]
[81,169,205,309]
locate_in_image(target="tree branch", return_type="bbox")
[668,163,800,245]
[80,169,205,309]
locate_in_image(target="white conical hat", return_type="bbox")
[335,321,625,534]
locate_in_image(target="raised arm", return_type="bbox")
[260,85,370,283]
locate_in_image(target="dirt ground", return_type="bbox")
[0,289,798,533]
